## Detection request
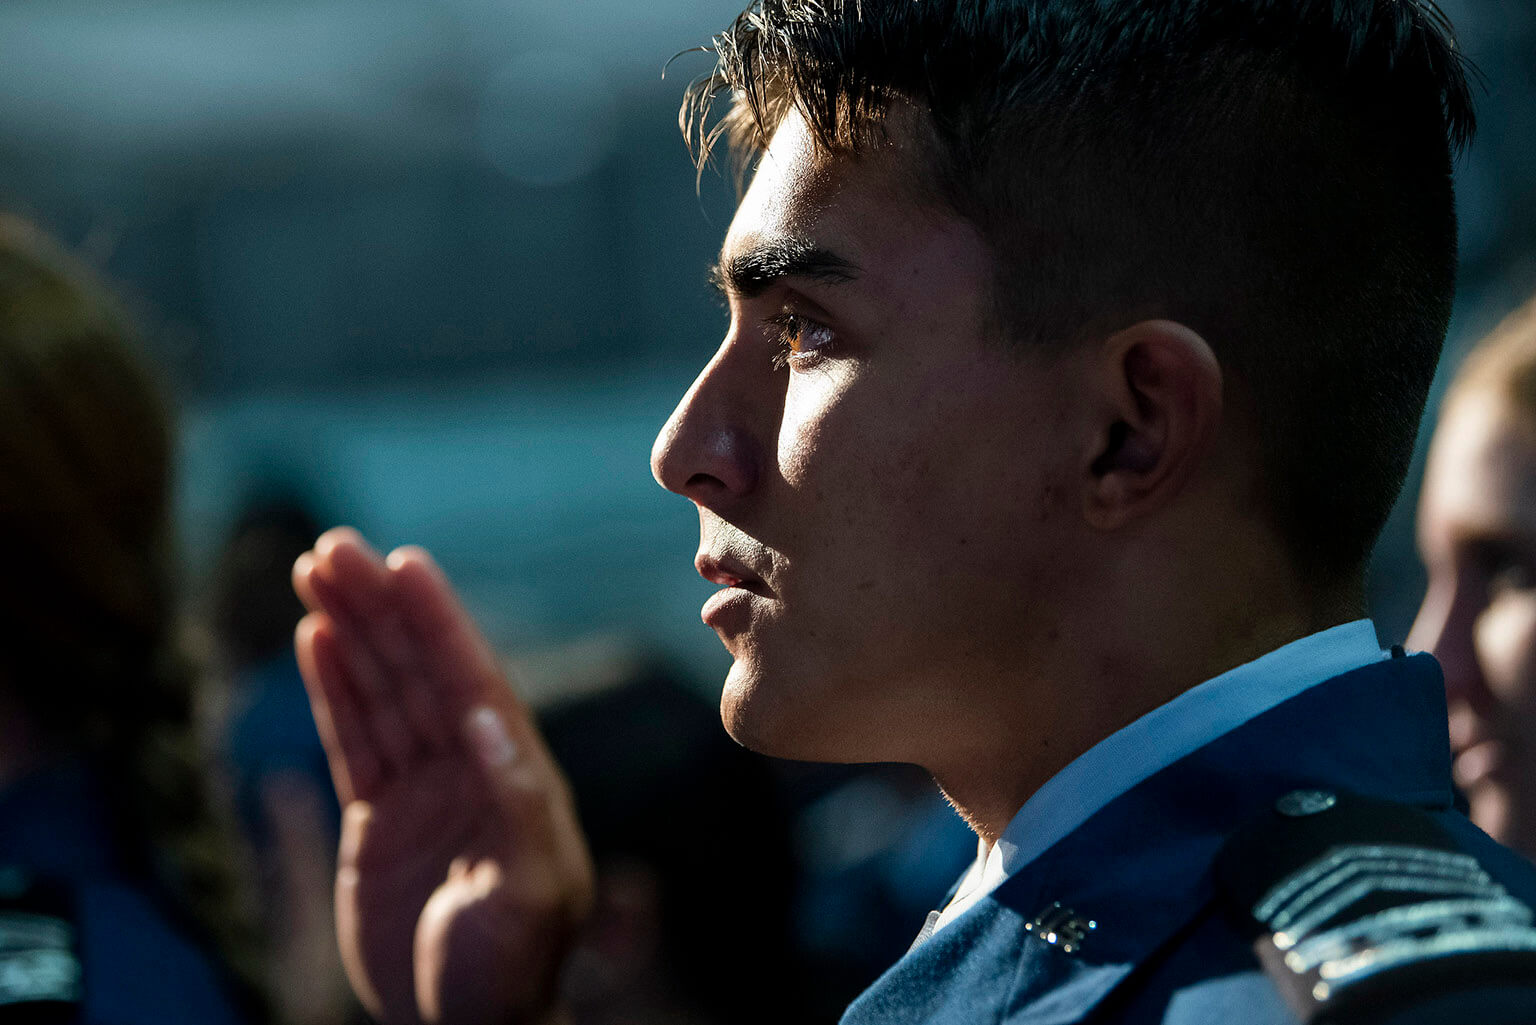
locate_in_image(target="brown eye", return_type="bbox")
[785,318,807,352]
[767,312,835,370]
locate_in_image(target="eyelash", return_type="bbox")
[766,312,836,370]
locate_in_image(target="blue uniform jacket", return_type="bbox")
[842,654,1536,1024]
[0,760,252,1024]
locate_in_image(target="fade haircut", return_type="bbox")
[682,0,1475,587]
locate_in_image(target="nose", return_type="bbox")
[1409,577,1493,715]
[650,342,764,508]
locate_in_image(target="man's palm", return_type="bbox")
[293,529,593,1025]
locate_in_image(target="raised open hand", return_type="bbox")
[292,528,594,1025]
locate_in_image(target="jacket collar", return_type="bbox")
[840,653,1454,1025]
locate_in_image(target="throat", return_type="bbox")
[934,771,1030,848]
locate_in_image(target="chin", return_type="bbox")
[717,659,869,763]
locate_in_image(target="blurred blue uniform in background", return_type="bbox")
[0,762,251,1024]
[223,650,339,857]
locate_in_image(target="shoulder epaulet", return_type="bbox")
[1214,789,1536,1023]
[0,864,82,1021]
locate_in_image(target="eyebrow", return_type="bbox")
[709,237,860,300]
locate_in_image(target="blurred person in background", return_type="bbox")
[1411,294,1536,860]
[538,660,808,1025]
[520,639,967,1021]
[0,215,266,1023]
[208,498,357,1025]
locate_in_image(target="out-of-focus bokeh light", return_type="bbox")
[478,50,621,187]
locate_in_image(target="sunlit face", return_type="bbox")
[1410,394,1536,857]
[650,110,1082,766]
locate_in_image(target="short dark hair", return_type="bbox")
[682,0,1475,585]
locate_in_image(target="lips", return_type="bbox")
[695,552,772,597]
[696,551,773,632]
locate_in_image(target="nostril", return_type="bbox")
[652,381,760,501]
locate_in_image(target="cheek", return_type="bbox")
[777,375,833,483]
[1475,595,1536,711]
[777,365,1063,571]
[777,368,929,502]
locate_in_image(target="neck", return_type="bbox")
[929,548,1363,844]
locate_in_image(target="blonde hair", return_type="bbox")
[1445,294,1536,418]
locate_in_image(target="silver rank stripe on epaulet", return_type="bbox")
[1252,843,1536,1001]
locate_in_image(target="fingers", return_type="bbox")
[294,529,521,794]
[294,528,454,794]
[385,547,508,708]
[303,569,441,765]
[295,613,382,804]
[385,547,558,779]
[293,528,575,851]
[381,547,586,871]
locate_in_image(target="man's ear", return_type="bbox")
[1083,319,1223,531]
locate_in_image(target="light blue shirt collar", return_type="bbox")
[995,618,1385,875]
[934,619,1386,932]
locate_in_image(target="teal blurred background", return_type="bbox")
[0,0,749,681]
[0,0,1532,670]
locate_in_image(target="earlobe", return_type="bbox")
[1083,320,1223,531]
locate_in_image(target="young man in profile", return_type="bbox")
[291,2,1536,1023]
